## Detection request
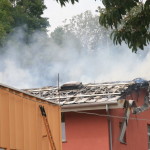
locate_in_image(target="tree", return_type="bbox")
[62,11,112,51]
[99,0,150,52]
[0,0,49,45]
[56,0,78,6]
[0,0,14,45]
[12,0,49,33]
[51,26,83,50]
[56,0,150,52]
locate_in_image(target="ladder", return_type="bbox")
[39,105,56,150]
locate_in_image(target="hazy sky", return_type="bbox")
[43,0,103,32]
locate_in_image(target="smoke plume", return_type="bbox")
[0,27,149,89]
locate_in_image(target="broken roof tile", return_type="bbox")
[23,79,149,106]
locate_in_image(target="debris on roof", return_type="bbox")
[23,78,149,108]
[60,82,83,91]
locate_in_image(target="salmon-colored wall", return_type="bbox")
[62,89,150,150]
[0,87,62,150]
[111,89,150,150]
[62,111,109,150]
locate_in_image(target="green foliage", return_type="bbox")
[51,27,65,46]
[62,11,112,51]
[50,11,112,53]
[0,0,49,46]
[99,0,150,52]
[12,0,49,33]
[56,0,150,52]
[51,27,83,50]
[0,0,14,45]
[56,0,78,6]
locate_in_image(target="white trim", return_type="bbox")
[61,100,125,112]
[62,122,66,142]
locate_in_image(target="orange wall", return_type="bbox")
[111,89,150,150]
[0,87,62,150]
[62,111,109,150]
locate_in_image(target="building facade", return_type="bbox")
[0,84,62,150]
[26,78,150,150]
[62,110,109,150]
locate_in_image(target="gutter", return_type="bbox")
[61,101,124,112]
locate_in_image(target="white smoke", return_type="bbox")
[0,27,149,89]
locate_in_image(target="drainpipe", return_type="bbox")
[106,104,113,150]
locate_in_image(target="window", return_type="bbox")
[148,125,150,150]
[61,113,66,142]
[119,122,126,144]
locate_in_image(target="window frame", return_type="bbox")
[61,113,66,142]
[147,124,150,150]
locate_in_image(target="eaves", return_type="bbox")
[61,99,125,112]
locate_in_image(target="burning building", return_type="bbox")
[24,78,150,150]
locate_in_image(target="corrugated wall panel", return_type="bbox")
[42,136,50,150]
[48,105,61,149]
[28,99,37,150]
[15,94,24,149]
[36,102,42,150]
[42,104,50,150]
[23,97,30,150]
[0,89,10,149]
[9,93,16,149]
[0,88,62,150]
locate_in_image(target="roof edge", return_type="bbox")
[0,83,59,105]
[61,100,125,112]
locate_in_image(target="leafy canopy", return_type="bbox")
[12,0,49,33]
[0,0,14,45]
[56,0,78,6]
[62,10,112,51]
[0,0,49,46]
[56,0,150,52]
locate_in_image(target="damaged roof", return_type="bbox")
[23,78,149,112]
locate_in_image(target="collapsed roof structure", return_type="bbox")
[24,78,150,113]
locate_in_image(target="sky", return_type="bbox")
[43,0,103,32]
